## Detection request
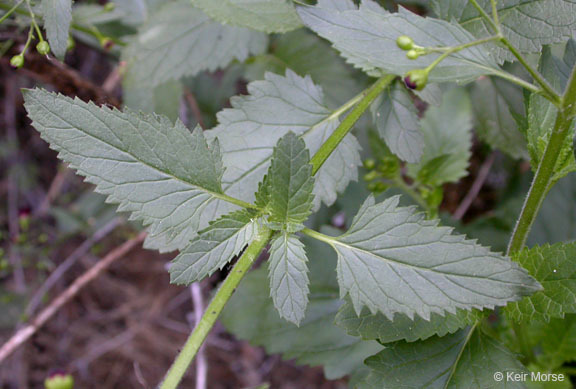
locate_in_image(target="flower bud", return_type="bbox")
[406,49,419,60]
[404,69,428,91]
[44,371,74,389]
[363,158,376,170]
[396,35,414,51]
[36,41,51,55]
[10,54,24,68]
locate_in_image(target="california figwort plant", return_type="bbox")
[3,0,576,387]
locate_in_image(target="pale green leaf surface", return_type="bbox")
[470,77,528,160]
[243,29,363,106]
[371,82,423,163]
[221,233,383,379]
[265,133,315,232]
[359,328,527,388]
[191,0,302,33]
[506,242,576,322]
[207,70,361,213]
[170,210,260,285]
[297,0,499,82]
[23,88,227,253]
[41,0,72,59]
[268,233,310,324]
[330,195,541,320]
[408,88,473,186]
[123,79,183,122]
[335,300,479,343]
[432,0,576,63]
[122,0,267,87]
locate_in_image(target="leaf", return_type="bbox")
[407,88,473,186]
[170,210,260,285]
[370,82,424,163]
[506,242,576,322]
[325,195,541,320]
[191,0,302,33]
[23,88,227,253]
[432,0,576,63]
[527,41,576,181]
[530,315,576,370]
[221,232,383,379]
[123,79,183,122]
[261,133,315,232]
[207,70,361,212]
[335,299,479,343]
[244,29,364,106]
[41,0,72,59]
[470,77,528,160]
[297,0,499,82]
[528,172,576,246]
[268,233,310,325]
[358,328,528,388]
[122,0,267,87]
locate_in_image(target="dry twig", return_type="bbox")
[0,232,146,363]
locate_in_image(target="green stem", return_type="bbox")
[468,0,560,105]
[507,64,576,254]
[0,0,23,24]
[500,39,561,106]
[310,74,395,175]
[424,35,502,73]
[213,192,260,211]
[392,178,431,213]
[490,0,500,27]
[23,0,43,42]
[0,2,126,47]
[469,0,500,32]
[160,227,273,389]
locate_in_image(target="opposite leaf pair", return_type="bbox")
[24,85,542,327]
[171,132,315,324]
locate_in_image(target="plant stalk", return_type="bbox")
[0,0,23,24]
[310,74,395,174]
[160,227,273,389]
[161,74,395,388]
[507,64,576,255]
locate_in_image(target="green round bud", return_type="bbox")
[406,49,419,60]
[67,36,75,51]
[396,35,414,51]
[363,170,380,182]
[363,158,376,170]
[368,181,387,193]
[10,54,24,68]
[404,69,428,91]
[44,371,74,389]
[99,37,114,50]
[103,2,115,12]
[36,41,51,55]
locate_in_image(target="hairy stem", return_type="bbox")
[508,64,576,254]
[160,227,273,389]
[311,74,395,174]
[500,39,561,106]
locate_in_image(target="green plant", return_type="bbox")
[4,0,576,387]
